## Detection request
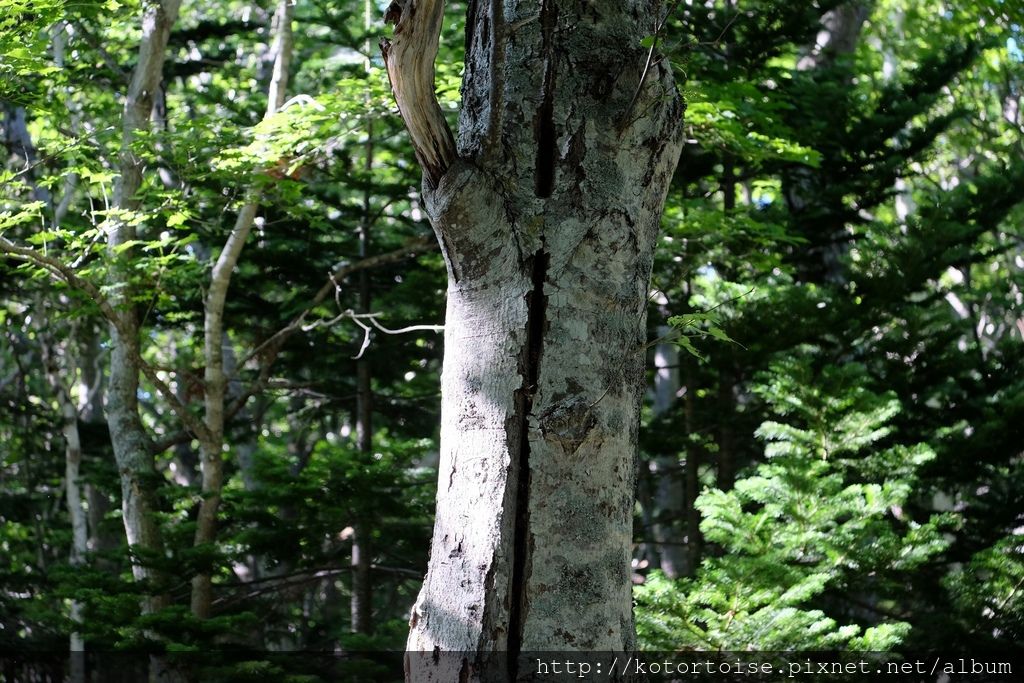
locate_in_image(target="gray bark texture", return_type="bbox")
[106,0,181,615]
[385,0,684,677]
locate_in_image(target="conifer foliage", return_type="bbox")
[638,360,949,650]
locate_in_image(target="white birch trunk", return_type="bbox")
[384,1,684,677]
[190,0,293,618]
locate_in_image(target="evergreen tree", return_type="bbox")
[637,359,949,650]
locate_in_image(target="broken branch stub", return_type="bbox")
[381,0,457,189]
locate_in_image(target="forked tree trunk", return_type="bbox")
[190,0,293,618]
[383,0,683,676]
[106,0,181,618]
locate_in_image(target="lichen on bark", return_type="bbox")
[385,1,684,679]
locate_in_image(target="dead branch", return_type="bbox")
[380,0,457,188]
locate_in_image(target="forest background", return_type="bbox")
[1,0,1022,680]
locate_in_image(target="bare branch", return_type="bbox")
[380,0,456,188]
[239,234,436,369]
[306,310,443,360]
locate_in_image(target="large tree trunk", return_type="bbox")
[384,0,683,676]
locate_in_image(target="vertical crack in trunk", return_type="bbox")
[534,0,558,198]
[508,248,548,679]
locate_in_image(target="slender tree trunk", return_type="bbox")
[717,152,737,493]
[649,327,686,578]
[36,318,88,683]
[76,326,118,556]
[350,189,374,636]
[681,353,702,576]
[383,0,684,675]
[233,390,264,494]
[107,256,164,599]
[54,24,107,577]
[349,0,376,634]
[8,41,85,677]
[106,1,182,633]
[714,8,739,484]
[722,155,736,212]
[351,140,375,638]
[716,369,737,492]
[190,0,293,618]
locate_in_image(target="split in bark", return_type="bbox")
[387,1,686,677]
[507,247,548,678]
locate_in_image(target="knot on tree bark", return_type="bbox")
[539,396,599,455]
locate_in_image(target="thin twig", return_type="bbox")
[620,0,684,129]
[239,234,436,369]
[302,309,444,359]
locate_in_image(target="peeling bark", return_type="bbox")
[387,1,685,677]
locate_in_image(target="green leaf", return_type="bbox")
[675,335,705,361]
[166,212,189,228]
